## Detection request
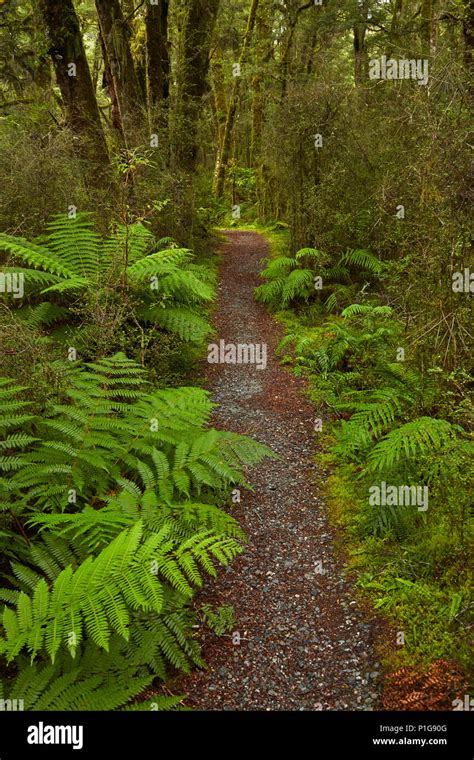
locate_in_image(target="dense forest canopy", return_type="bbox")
[0,0,471,716]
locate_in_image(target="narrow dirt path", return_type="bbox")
[178,231,381,710]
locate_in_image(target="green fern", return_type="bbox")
[0,354,274,512]
[0,520,243,663]
[367,417,460,474]
[0,354,276,707]
[255,250,317,307]
[341,304,392,319]
[340,249,384,275]
[0,645,184,711]
[0,213,214,343]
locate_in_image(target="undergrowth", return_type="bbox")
[257,227,473,677]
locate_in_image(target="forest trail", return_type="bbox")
[178,231,382,710]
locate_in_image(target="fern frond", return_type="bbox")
[367,417,459,473]
[340,249,384,274]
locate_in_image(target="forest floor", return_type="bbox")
[175,231,383,710]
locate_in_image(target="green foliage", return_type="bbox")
[0,354,274,709]
[0,520,240,663]
[0,213,215,344]
[266,223,472,670]
[256,246,383,310]
[340,249,384,275]
[0,646,184,711]
[201,604,235,636]
[367,417,461,474]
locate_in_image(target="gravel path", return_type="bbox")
[177,231,382,710]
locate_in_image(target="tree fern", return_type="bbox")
[255,252,316,307]
[0,213,215,343]
[281,268,314,306]
[341,304,392,320]
[17,302,69,329]
[0,354,273,512]
[256,246,384,312]
[0,354,275,708]
[43,213,101,280]
[333,390,405,459]
[140,306,213,342]
[295,247,328,263]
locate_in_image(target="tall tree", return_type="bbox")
[279,1,314,98]
[95,0,145,145]
[420,0,435,56]
[388,0,404,56]
[353,0,369,85]
[213,0,260,196]
[210,45,227,150]
[146,0,170,108]
[38,0,109,168]
[172,0,220,170]
[100,33,124,137]
[251,0,273,166]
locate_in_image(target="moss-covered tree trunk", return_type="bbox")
[38,0,109,168]
[99,31,124,138]
[146,0,170,109]
[213,0,260,197]
[353,1,369,86]
[420,0,433,57]
[210,45,227,150]
[251,0,272,166]
[95,0,145,145]
[463,0,474,70]
[172,0,220,171]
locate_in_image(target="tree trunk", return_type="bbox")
[100,31,124,137]
[172,0,220,171]
[38,0,109,168]
[279,1,313,98]
[391,0,403,36]
[353,1,369,86]
[146,0,170,108]
[305,32,318,76]
[121,0,147,102]
[31,6,53,92]
[95,0,144,145]
[251,0,272,166]
[210,45,227,149]
[420,0,433,57]
[462,0,474,70]
[388,0,403,57]
[92,31,102,92]
[121,0,135,16]
[213,0,260,197]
